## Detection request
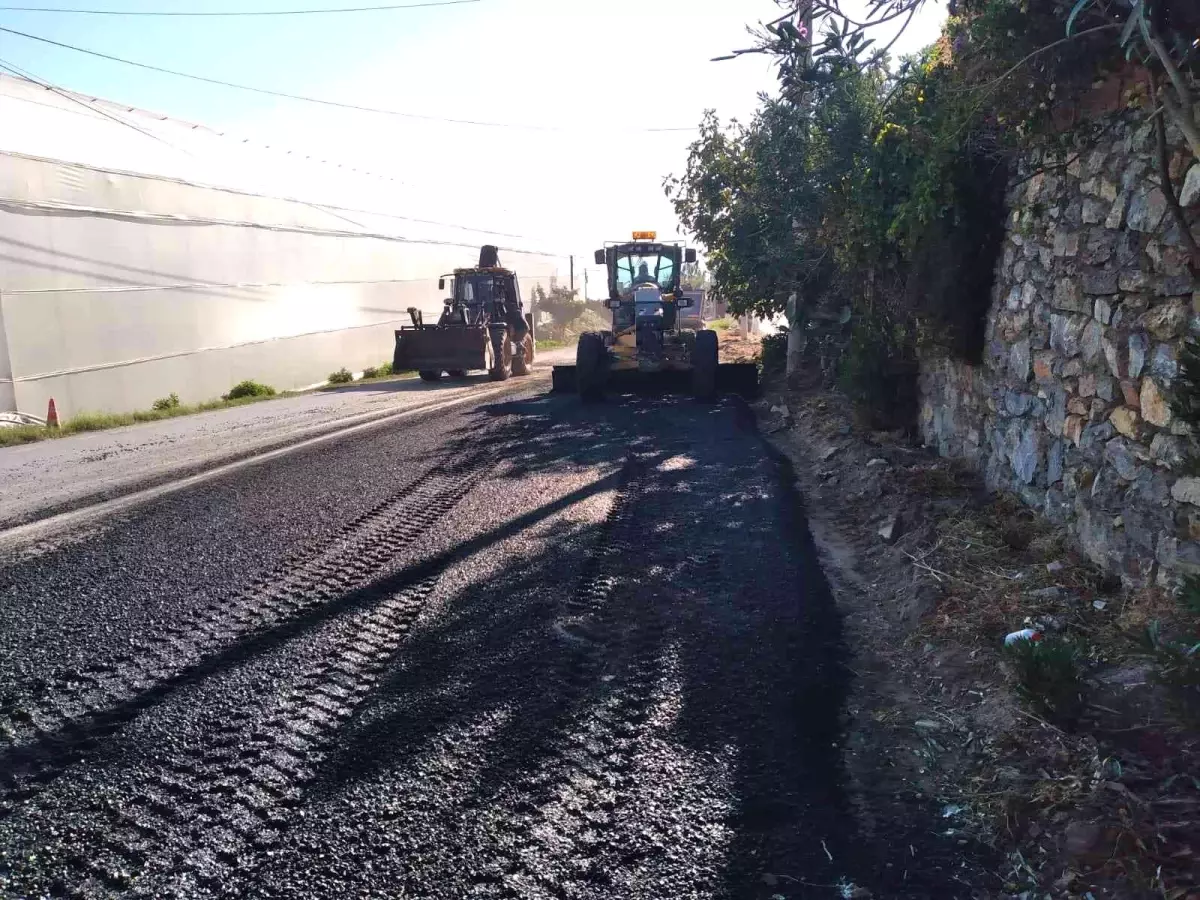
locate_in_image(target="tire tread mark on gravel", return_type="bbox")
[0,457,484,815]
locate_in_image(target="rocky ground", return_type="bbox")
[756,374,1200,900]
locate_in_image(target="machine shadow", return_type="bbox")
[304,391,900,895]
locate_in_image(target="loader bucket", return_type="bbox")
[394,326,489,373]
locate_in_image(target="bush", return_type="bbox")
[327,368,354,385]
[376,361,393,377]
[361,366,379,380]
[152,392,180,411]
[760,329,788,374]
[837,315,918,432]
[223,380,276,401]
[1005,635,1084,724]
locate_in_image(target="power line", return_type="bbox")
[0,56,186,153]
[0,0,478,15]
[0,24,696,133]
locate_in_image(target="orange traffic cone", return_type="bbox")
[46,398,59,429]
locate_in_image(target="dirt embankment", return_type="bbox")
[754,378,1199,900]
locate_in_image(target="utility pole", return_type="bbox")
[569,255,575,296]
[583,268,589,301]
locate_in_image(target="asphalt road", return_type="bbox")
[0,380,970,899]
[0,348,576,531]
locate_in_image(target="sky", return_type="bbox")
[0,0,948,297]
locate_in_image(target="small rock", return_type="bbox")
[1093,599,1108,610]
[1009,338,1032,381]
[1094,297,1115,325]
[1144,301,1189,341]
[1109,407,1141,438]
[1046,560,1066,574]
[866,458,888,468]
[1118,269,1150,292]
[1053,280,1088,313]
[1077,373,1097,398]
[820,445,840,461]
[1105,438,1141,481]
[1150,433,1187,469]
[1180,163,1200,207]
[1128,332,1151,377]
[1081,320,1105,363]
[1140,378,1172,428]
[1150,343,1179,383]
[878,513,903,544]
[1050,314,1088,356]
[1081,267,1119,295]
[1127,185,1168,233]
[1063,414,1085,446]
[1171,476,1200,506]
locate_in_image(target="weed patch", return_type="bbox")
[327,367,353,385]
[1005,636,1084,725]
[223,380,276,401]
[152,393,180,411]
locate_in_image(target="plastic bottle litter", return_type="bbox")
[1004,628,1043,646]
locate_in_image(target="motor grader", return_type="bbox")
[551,232,757,401]
[394,245,534,382]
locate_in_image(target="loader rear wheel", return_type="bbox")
[577,332,606,401]
[512,334,534,376]
[693,329,718,402]
[489,334,512,382]
[419,370,442,383]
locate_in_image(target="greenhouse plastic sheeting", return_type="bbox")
[0,74,567,416]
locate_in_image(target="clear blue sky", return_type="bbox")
[0,0,947,287]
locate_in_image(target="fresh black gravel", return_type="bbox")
[0,386,982,899]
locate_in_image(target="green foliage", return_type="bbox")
[224,380,277,401]
[532,284,608,342]
[327,367,354,385]
[1005,635,1085,723]
[361,366,380,380]
[1171,339,1200,429]
[837,315,919,431]
[760,329,789,374]
[152,392,180,411]
[667,0,1134,422]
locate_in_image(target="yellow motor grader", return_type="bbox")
[551,232,757,400]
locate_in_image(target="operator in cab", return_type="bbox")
[634,261,656,286]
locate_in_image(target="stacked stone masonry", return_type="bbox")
[920,109,1200,586]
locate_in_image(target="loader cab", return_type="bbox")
[448,269,521,321]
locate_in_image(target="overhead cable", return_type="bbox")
[0,0,479,15]
[0,25,696,132]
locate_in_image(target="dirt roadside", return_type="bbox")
[752,376,1199,900]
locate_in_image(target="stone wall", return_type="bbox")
[920,106,1200,586]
